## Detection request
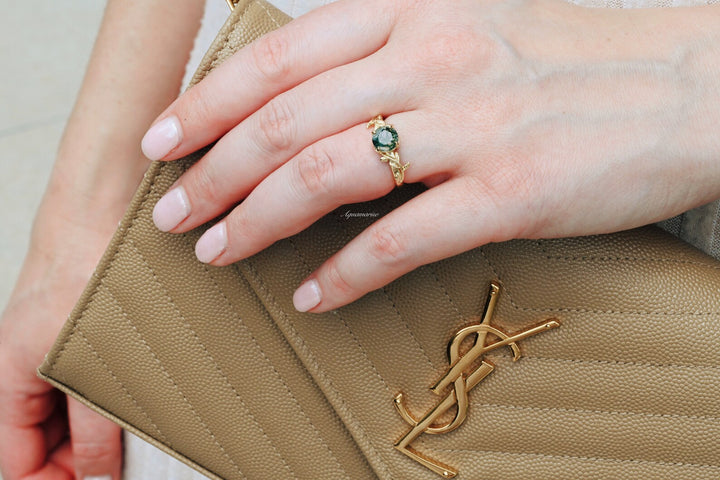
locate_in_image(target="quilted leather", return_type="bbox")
[38,1,720,479]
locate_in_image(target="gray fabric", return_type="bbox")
[659,201,720,261]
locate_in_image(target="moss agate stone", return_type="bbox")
[372,125,399,152]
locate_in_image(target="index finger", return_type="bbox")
[141,0,400,161]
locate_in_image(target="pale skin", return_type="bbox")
[0,1,204,479]
[146,0,720,313]
[1,0,719,478]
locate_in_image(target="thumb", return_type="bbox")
[67,397,123,480]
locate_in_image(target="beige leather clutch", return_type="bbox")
[37,1,720,478]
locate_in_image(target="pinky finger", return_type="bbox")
[292,177,512,313]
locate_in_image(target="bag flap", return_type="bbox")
[39,1,720,479]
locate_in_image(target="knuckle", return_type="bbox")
[72,440,117,463]
[459,173,502,213]
[1,391,50,425]
[322,257,356,297]
[180,85,216,126]
[255,97,296,153]
[462,160,539,238]
[490,153,536,206]
[367,225,409,267]
[293,145,336,197]
[251,32,292,83]
[184,164,223,207]
[464,165,523,209]
[418,28,492,76]
[425,30,472,68]
[225,211,254,248]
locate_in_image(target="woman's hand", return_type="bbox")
[0,0,206,476]
[0,207,124,480]
[143,0,720,313]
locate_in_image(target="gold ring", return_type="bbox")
[367,115,409,186]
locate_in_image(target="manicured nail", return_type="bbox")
[141,116,182,160]
[84,476,112,480]
[153,186,190,232]
[293,279,322,312]
[195,223,227,263]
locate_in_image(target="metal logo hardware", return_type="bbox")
[393,281,560,478]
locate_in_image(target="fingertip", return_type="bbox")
[195,223,228,264]
[153,186,191,232]
[141,115,182,161]
[293,279,322,312]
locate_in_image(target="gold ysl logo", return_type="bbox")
[393,281,560,478]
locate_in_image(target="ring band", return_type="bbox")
[367,115,409,186]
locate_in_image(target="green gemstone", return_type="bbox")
[372,125,399,152]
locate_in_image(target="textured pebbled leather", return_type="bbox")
[38,1,720,479]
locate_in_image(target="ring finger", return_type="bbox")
[193,113,457,265]
[152,54,413,234]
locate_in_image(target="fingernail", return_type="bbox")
[84,476,112,480]
[293,279,322,312]
[141,115,182,160]
[195,222,227,263]
[153,186,190,232]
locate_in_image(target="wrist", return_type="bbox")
[15,211,116,297]
[672,17,720,200]
[493,0,720,229]
[599,3,720,213]
[651,5,720,206]
[553,0,720,206]
[29,171,133,265]
[51,114,151,203]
